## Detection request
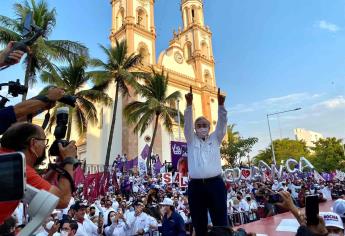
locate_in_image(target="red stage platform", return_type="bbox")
[234,201,334,236]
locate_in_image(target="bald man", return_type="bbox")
[184,87,228,236]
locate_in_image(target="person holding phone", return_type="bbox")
[184,86,228,235]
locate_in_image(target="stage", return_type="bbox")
[234,200,334,236]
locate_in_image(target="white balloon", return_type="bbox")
[286,158,299,173]
[251,166,262,181]
[271,164,283,179]
[224,167,241,183]
[299,156,314,172]
[258,160,271,173]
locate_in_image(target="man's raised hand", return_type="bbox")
[185,85,193,106]
[217,88,225,106]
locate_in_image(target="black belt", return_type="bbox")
[190,174,222,183]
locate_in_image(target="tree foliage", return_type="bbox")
[221,124,258,168]
[309,137,345,172]
[253,138,310,165]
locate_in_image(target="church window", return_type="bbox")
[191,9,195,22]
[136,8,147,29]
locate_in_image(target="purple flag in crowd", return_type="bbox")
[126,157,138,169]
[154,156,162,174]
[141,144,150,160]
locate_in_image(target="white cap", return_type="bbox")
[159,198,174,207]
[333,199,345,219]
[320,212,344,229]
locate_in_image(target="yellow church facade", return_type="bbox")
[84,0,221,165]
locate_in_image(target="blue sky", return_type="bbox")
[1,0,344,156]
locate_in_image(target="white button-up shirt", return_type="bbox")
[184,105,227,179]
[75,218,98,236]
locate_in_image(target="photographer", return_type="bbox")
[0,87,65,134]
[0,122,77,224]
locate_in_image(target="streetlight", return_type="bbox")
[267,107,302,165]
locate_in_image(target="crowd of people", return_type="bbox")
[2,161,345,236]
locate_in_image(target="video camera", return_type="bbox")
[0,80,28,108]
[2,11,44,67]
[49,107,70,156]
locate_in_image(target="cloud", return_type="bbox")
[228,92,322,114]
[315,20,340,32]
[312,96,345,110]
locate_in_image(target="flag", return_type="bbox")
[314,170,325,182]
[154,156,162,174]
[335,170,345,181]
[140,144,150,160]
[74,166,85,187]
[126,157,138,169]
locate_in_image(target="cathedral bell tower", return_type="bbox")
[180,0,217,123]
[110,0,156,65]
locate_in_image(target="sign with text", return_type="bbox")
[171,141,188,171]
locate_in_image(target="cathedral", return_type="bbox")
[84,0,221,166]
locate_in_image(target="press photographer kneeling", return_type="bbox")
[0,122,77,224]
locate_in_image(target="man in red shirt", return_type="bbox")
[0,122,77,224]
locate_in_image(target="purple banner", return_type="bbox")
[170,141,188,170]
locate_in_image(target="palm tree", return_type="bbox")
[40,55,112,140]
[123,69,184,173]
[226,124,239,144]
[90,39,147,167]
[0,0,87,100]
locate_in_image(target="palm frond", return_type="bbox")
[77,89,112,106]
[0,15,20,33]
[0,26,21,45]
[45,40,88,60]
[76,97,98,126]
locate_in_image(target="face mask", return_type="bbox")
[110,216,116,223]
[33,149,47,167]
[60,230,69,236]
[196,127,209,139]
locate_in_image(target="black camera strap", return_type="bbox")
[49,163,75,193]
[42,110,50,130]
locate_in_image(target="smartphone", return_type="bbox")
[305,195,319,225]
[268,193,282,204]
[0,152,26,201]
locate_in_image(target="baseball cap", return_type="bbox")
[333,199,345,220]
[160,198,174,206]
[319,212,344,229]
